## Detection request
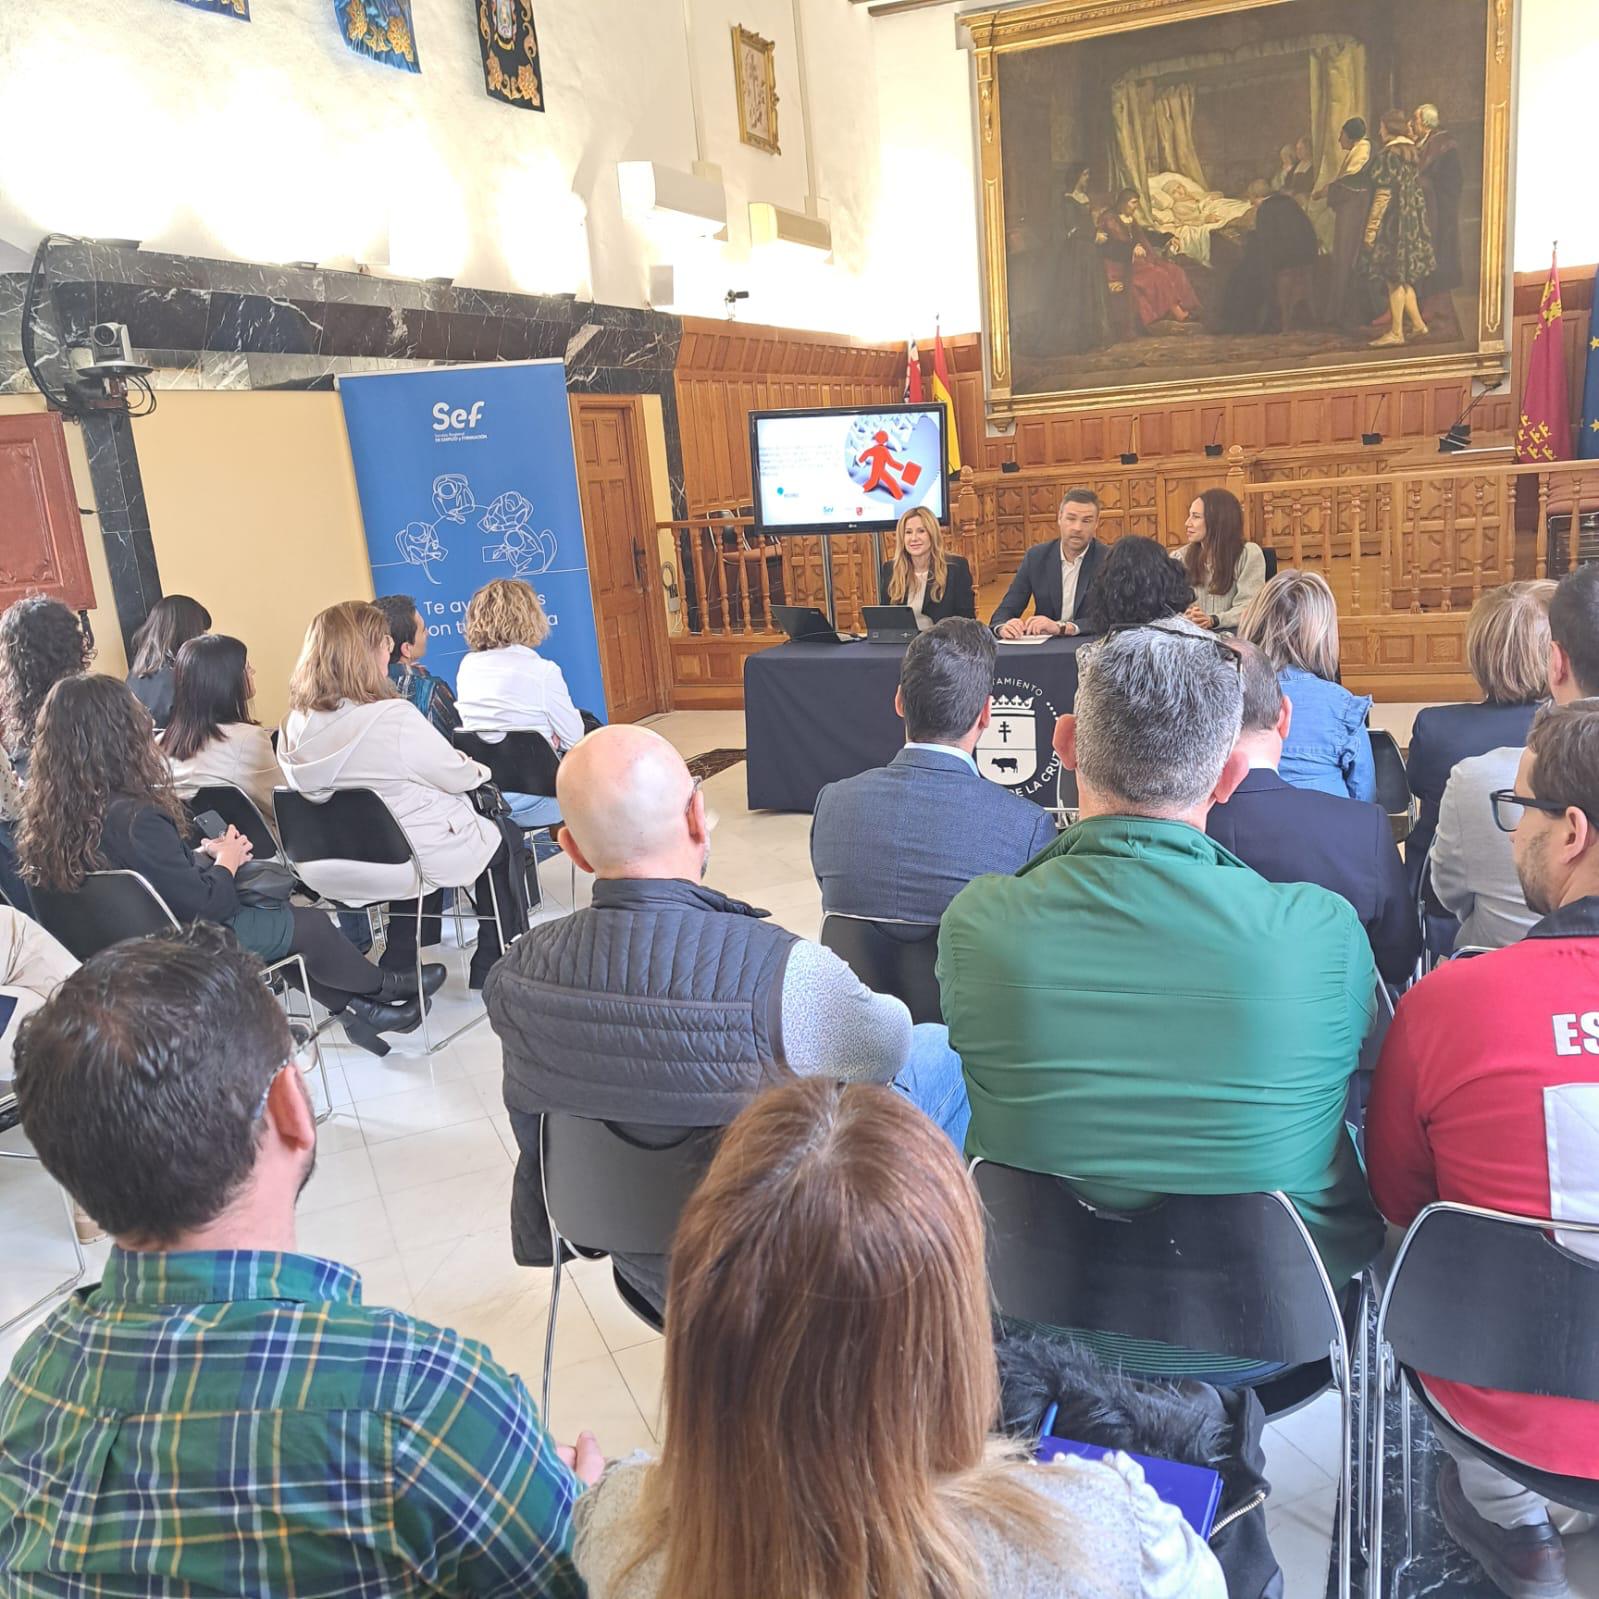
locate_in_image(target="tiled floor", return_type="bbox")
[2,703,1591,1598]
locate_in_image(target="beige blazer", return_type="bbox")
[277,698,498,903]
[166,723,283,842]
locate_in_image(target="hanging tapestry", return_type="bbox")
[174,0,250,16]
[337,0,419,72]
[479,0,543,111]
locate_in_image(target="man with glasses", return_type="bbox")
[939,623,1381,1379]
[1368,702,1599,1599]
[485,724,971,1316]
[0,924,597,1596]
[1432,563,1599,950]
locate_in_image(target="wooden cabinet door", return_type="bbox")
[570,397,668,722]
[0,412,94,610]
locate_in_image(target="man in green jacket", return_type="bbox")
[939,625,1381,1325]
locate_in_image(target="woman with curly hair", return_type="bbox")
[0,595,93,771]
[126,594,212,730]
[1081,535,1194,634]
[20,673,435,1054]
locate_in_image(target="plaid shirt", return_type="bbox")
[0,1250,583,1597]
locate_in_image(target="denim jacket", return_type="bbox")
[1277,665,1375,802]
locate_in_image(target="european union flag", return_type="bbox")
[1582,284,1599,460]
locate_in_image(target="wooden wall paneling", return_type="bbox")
[0,411,95,612]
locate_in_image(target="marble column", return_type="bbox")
[79,408,161,657]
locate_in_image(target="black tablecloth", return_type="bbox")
[743,637,1087,813]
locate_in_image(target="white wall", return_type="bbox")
[0,0,1591,342]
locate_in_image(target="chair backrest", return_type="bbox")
[1261,545,1280,582]
[820,914,943,1025]
[972,1160,1343,1367]
[1382,1203,1599,1400]
[30,870,178,962]
[452,729,560,799]
[189,784,278,861]
[272,787,415,868]
[1369,729,1412,815]
[1358,978,1396,1076]
[541,1113,719,1254]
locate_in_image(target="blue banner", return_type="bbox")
[1582,288,1599,461]
[336,0,419,71]
[337,360,607,719]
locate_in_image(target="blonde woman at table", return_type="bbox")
[880,506,975,631]
[1176,489,1266,633]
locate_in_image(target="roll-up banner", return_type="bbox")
[336,359,607,716]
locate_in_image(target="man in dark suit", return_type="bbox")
[1208,641,1419,983]
[811,618,1058,924]
[990,488,1109,639]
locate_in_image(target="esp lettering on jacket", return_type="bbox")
[1552,1013,1599,1056]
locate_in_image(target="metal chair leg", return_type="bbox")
[415,888,435,1054]
[1389,1378,1416,1599]
[1335,1336,1354,1599]
[1367,1342,1391,1599]
[261,952,332,1124]
[541,1238,564,1422]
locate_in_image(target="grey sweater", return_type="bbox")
[574,1449,1225,1599]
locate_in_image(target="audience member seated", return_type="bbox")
[0,906,75,1081]
[991,488,1108,639]
[124,594,211,732]
[1368,702,1599,1599]
[1432,565,1599,950]
[811,619,1056,922]
[0,595,93,784]
[1081,533,1196,634]
[574,1076,1225,1599]
[1405,580,1553,895]
[1174,489,1265,633]
[878,505,975,629]
[278,601,526,990]
[162,633,282,840]
[484,724,971,1313]
[21,672,435,1052]
[939,624,1380,1376]
[0,924,596,1596]
[455,578,583,833]
[1207,641,1418,983]
[375,592,460,738]
[1240,568,1375,801]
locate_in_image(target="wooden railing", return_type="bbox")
[1241,456,1599,615]
[665,515,786,636]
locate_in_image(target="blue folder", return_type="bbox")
[1035,1419,1223,1538]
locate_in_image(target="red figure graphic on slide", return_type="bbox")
[856,430,923,500]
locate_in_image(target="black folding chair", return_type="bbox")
[1370,1203,1599,1599]
[1051,765,1080,828]
[274,786,504,1054]
[188,783,279,862]
[819,914,942,1025]
[453,729,564,905]
[0,1087,86,1334]
[539,1112,719,1416]
[973,1162,1364,1599]
[1370,730,1417,845]
[28,869,331,1113]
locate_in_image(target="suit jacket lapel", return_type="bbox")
[1040,542,1064,620]
[1072,540,1104,621]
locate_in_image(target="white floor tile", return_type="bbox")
[294,1193,397,1269]
[543,1352,657,1458]
[297,1145,379,1214]
[365,1119,510,1197]
[568,1257,662,1354]
[379,1162,514,1250]
[355,1078,489,1145]
[1266,1497,1337,1598]
[1263,1422,1339,1508]
[612,1339,666,1437]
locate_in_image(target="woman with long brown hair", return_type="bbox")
[18,673,427,1053]
[1177,488,1265,632]
[125,594,212,731]
[575,1078,1224,1599]
[880,506,975,630]
[278,600,527,988]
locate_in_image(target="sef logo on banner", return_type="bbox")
[432,401,486,432]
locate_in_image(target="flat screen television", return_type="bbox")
[749,403,948,535]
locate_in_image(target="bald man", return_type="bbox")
[484,725,970,1312]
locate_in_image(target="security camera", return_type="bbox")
[76,321,151,380]
[724,290,750,306]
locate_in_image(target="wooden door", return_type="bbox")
[0,412,95,611]
[570,396,668,721]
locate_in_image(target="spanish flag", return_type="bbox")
[931,328,962,472]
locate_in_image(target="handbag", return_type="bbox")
[232,860,297,909]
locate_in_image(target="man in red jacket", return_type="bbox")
[1368,701,1599,1599]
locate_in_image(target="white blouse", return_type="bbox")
[454,645,584,751]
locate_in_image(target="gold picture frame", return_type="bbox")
[732,25,781,155]
[963,0,1514,420]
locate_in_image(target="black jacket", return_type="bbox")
[988,537,1107,631]
[1207,767,1419,983]
[876,556,975,624]
[100,796,240,926]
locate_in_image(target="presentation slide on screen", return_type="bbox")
[754,410,945,530]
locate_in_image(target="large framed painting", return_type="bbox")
[964,0,1514,418]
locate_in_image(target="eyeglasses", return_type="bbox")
[1099,621,1243,672]
[1489,789,1595,833]
[251,1025,323,1122]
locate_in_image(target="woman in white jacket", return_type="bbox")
[278,602,525,988]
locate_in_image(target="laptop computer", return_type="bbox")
[862,605,921,645]
[772,604,846,644]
